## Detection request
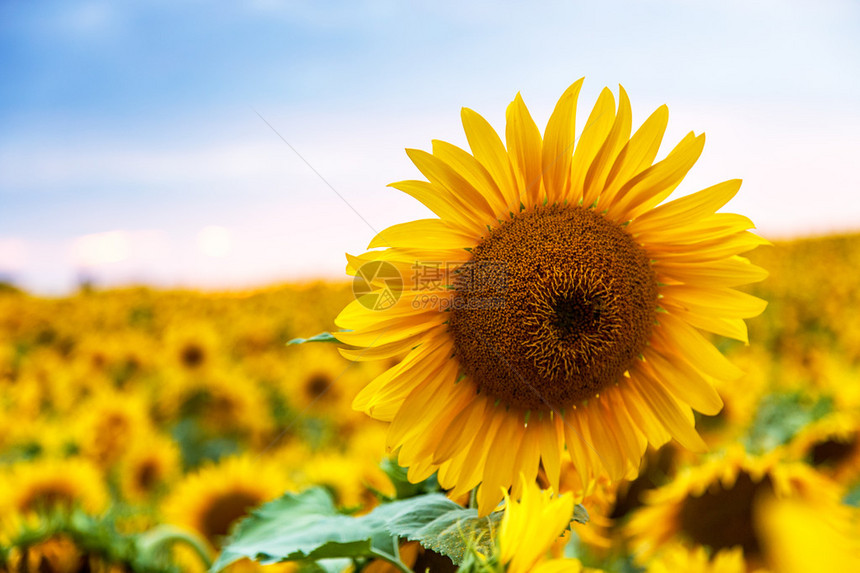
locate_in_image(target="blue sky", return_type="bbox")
[2,1,859,292]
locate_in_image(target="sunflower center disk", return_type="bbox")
[449,205,658,411]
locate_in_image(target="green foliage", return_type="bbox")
[844,483,860,507]
[386,495,500,564]
[287,332,340,345]
[217,481,590,572]
[745,392,834,453]
[1,510,181,573]
[213,487,401,570]
[379,457,440,500]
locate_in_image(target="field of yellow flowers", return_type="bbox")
[1,232,859,572]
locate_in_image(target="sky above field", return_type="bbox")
[1,0,859,293]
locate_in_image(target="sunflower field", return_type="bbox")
[1,232,859,573]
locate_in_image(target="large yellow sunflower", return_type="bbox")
[336,79,768,515]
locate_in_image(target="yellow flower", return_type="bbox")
[336,80,767,515]
[755,496,860,573]
[5,535,88,573]
[645,545,745,573]
[298,451,394,511]
[0,457,108,516]
[627,447,842,569]
[73,388,152,468]
[162,455,290,549]
[118,432,182,502]
[162,320,223,375]
[786,411,860,485]
[499,476,581,573]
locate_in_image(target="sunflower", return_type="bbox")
[626,447,842,569]
[118,432,182,502]
[786,411,860,485]
[161,455,290,549]
[497,475,583,573]
[73,389,152,468]
[573,444,678,555]
[299,451,394,511]
[0,457,108,516]
[336,80,768,515]
[161,321,222,376]
[644,545,745,573]
[0,532,134,573]
[755,495,860,573]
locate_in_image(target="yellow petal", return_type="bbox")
[582,86,631,208]
[537,414,564,492]
[630,179,742,233]
[661,285,768,319]
[388,179,482,234]
[431,139,509,216]
[584,401,625,479]
[651,312,744,381]
[661,302,750,343]
[335,313,447,359]
[599,104,669,211]
[337,331,432,362]
[369,219,478,249]
[461,107,521,213]
[619,374,672,447]
[642,347,724,415]
[654,256,768,288]
[433,397,491,464]
[569,87,616,205]
[629,371,708,452]
[638,213,756,245]
[506,92,545,207]
[542,79,584,203]
[608,132,705,223]
[651,231,770,263]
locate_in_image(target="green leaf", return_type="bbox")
[214,488,392,570]
[217,488,585,571]
[573,504,590,525]
[287,332,340,345]
[385,495,501,565]
[380,458,440,499]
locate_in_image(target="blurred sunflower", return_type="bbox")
[299,451,394,511]
[74,389,152,468]
[787,411,860,485]
[162,455,289,548]
[337,79,767,514]
[4,535,91,573]
[573,445,678,554]
[755,495,860,573]
[0,457,108,516]
[162,321,222,376]
[626,447,841,569]
[644,545,745,573]
[118,432,182,502]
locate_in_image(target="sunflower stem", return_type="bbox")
[368,549,413,573]
[136,525,213,569]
